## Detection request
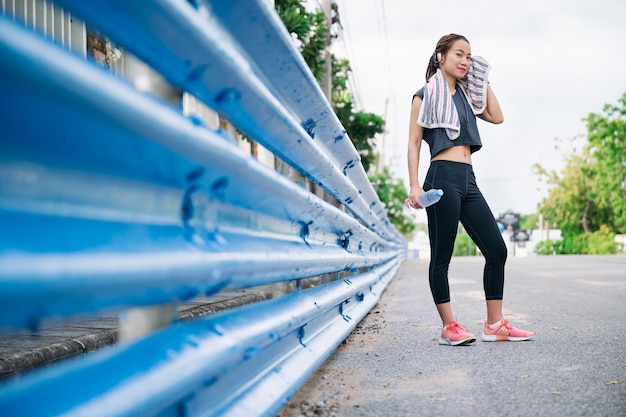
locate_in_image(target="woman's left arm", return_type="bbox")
[478,84,504,124]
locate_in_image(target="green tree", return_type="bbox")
[520,213,538,230]
[369,167,416,238]
[332,57,385,174]
[453,227,477,257]
[275,0,328,80]
[535,93,626,253]
[585,93,626,232]
[534,151,594,235]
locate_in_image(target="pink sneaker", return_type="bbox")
[481,317,535,342]
[439,321,476,346]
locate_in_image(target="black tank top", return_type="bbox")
[413,86,483,158]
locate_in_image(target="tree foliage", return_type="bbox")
[332,57,385,174]
[453,227,477,257]
[369,167,416,237]
[534,226,617,255]
[534,93,626,253]
[274,0,328,80]
[585,94,626,232]
[519,213,539,231]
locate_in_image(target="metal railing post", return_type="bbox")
[118,53,181,341]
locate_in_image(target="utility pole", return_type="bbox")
[378,97,389,174]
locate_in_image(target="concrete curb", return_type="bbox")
[0,330,118,380]
[0,291,273,381]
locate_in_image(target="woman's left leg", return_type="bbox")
[458,179,507,324]
[459,172,534,341]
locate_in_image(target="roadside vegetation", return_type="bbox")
[275,0,415,238]
[534,93,626,254]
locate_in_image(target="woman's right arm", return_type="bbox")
[407,96,425,209]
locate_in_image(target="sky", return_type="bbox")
[326,0,626,223]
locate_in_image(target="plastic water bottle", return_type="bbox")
[418,189,444,207]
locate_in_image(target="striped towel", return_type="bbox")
[417,56,491,139]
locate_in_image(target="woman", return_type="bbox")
[406,33,534,346]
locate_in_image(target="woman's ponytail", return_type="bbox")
[425,51,440,81]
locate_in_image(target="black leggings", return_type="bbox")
[424,160,507,304]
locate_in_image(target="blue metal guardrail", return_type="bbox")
[0,1,406,416]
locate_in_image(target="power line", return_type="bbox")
[373,0,394,100]
[333,0,363,110]
[370,0,396,171]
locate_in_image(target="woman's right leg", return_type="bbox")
[424,162,464,322]
[425,161,477,345]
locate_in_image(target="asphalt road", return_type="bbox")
[279,255,626,417]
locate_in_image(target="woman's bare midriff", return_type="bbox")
[431,145,472,164]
